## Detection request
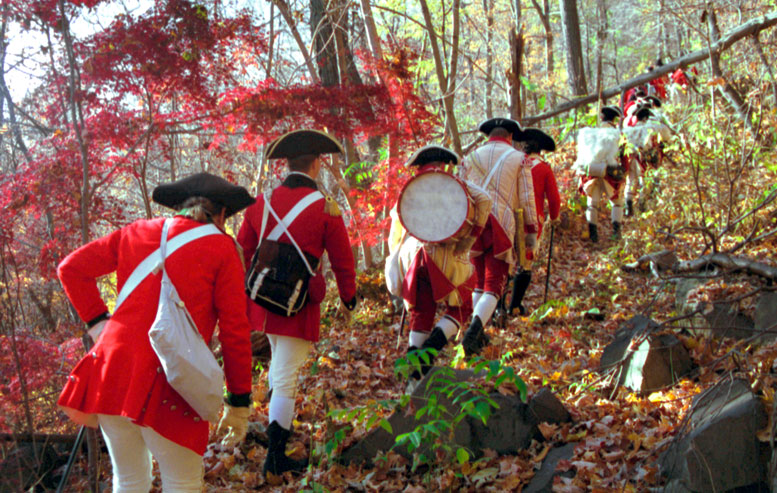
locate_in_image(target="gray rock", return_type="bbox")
[599,315,694,393]
[340,367,569,465]
[529,387,571,425]
[524,443,576,493]
[754,291,777,343]
[702,302,755,340]
[468,393,537,454]
[659,378,767,491]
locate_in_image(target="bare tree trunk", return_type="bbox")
[418,0,461,154]
[310,0,339,86]
[751,32,777,105]
[483,0,494,118]
[267,2,275,78]
[271,0,320,83]
[559,0,587,96]
[359,0,383,59]
[706,6,752,130]
[530,0,555,108]
[0,6,31,164]
[509,27,525,120]
[61,11,102,486]
[58,0,90,244]
[657,0,664,62]
[594,0,607,122]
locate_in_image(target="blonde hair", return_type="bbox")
[178,196,223,223]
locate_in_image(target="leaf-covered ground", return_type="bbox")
[70,113,777,492]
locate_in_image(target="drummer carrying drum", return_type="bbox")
[385,145,491,382]
[460,118,539,357]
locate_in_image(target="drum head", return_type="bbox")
[398,172,469,243]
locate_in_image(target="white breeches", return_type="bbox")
[267,334,311,429]
[585,178,625,225]
[98,414,203,493]
[625,162,643,201]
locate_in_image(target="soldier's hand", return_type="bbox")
[217,405,250,448]
[340,296,358,324]
[525,233,538,250]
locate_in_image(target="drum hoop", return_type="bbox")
[397,169,473,243]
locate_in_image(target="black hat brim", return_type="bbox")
[477,117,523,138]
[635,106,654,121]
[645,96,662,108]
[405,145,460,167]
[516,128,556,152]
[266,129,344,160]
[601,106,623,121]
[152,172,255,218]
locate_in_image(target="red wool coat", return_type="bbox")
[237,173,356,342]
[57,217,252,455]
[527,155,561,237]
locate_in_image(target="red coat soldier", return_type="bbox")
[385,145,491,379]
[509,128,560,314]
[237,129,356,478]
[460,118,538,356]
[577,106,630,242]
[57,173,255,490]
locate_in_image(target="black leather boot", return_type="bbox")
[263,421,307,477]
[462,316,487,357]
[612,221,622,240]
[509,270,532,315]
[625,199,634,217]
[588,223,599,243]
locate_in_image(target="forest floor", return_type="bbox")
[66,123,777,492]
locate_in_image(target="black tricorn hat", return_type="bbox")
[152,172,255,218]
[644,95,662,108]
[515,128,556,152]
[405,145,460,167]
[477,117,523,138]
[601,105,623,121]
[635,105,654,121]
[265,129,344,160]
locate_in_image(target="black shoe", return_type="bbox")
[462,316,486,357]
[508,270,532,315]
[588,223,599,243]
[612,221,622,240]
[263,421,307,477]
[625,199,634,217]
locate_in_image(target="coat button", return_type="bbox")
[68,375,75,381]
[193,417,200,422]
[170,405,177,411]
[142,407,146,412]
[157,367,163,373]
[183,411,189,416]
[91,352,97,358]
[162,400,168,404]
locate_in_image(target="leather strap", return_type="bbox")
[260,192,319,276]
[266,191,324,241]
[481,149,517,188]
[114,220,222,311]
